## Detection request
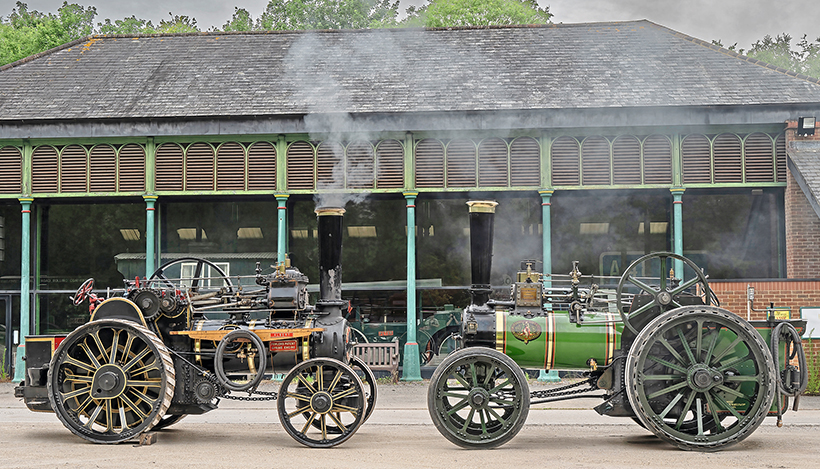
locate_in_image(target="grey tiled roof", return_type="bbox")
[2,20,820,121]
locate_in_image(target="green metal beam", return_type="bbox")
[538,190,560,383]
[401,191,422,381]
[671,188,685,277]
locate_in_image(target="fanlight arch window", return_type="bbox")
[0,146,23,194]
[287,141,316,190]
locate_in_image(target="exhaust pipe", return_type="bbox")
[467,201,498,306]
[315,207,346,314]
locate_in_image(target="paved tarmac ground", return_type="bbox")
[1,380,818,469]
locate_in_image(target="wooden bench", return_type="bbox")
[352,341,400,382]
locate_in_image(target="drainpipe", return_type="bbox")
[13,198,33,382]
[402,192,422,381]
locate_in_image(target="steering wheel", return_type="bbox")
[616,252,712,335]
[72,278,95,306]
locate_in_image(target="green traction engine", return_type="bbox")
[15,207,375,448]
[427,200,808,452]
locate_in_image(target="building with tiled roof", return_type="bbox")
[2,20,820,379]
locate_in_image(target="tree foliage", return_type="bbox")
[1,1,96,65]
[747,34,820,79]
[258,0,399,30]
[404,0,552,27]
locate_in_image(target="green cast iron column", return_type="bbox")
[13,198,33,382]
[671,188,685,278]
[144,195,158,278]
[402,192,422,381]
[276,194,289,263]
[538,190,560,382]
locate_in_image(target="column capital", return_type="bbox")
[18,197,34,204]
[275,193,290,201]
[403,191,419,198]
[142,195,158,201]
[670,187,686,196]
[538,189,554,197]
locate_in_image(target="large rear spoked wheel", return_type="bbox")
[625,306,775,451]
[47,319,175,443]
[277,358,366,448]
[428,347,529,449]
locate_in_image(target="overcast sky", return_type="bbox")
[5,0,820,51]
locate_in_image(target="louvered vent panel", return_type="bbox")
[317,142,344,189]
[643,135,673,184]
[346,141,374,189]
[60,145,88,192]
[478,138,508,187]
[446,139,476,187]
[682,135,711,184]
[551,137,580,186]
[775,134,787,183]
[89,145,116,192]
[287,141,315,190]
[415,139,445,188]
[713,134,742,183]
[744,133,774,182]
[248,142,276,190]
[216,142,246,190]
[376,140,404,188]
[510,137,540,186]
[118,144,145,192]
[155,143,184,191]
[0,146,22,194]
[32,146,58,193]
[581,136,611,185]
[612,136,641,185]
[186,143,215,190]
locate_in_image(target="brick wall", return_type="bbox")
[784,120,820,279]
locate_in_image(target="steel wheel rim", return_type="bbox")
[48,319,174,443]
[430,349,528,447]
[626,306,775,450]
[277,358,365,448]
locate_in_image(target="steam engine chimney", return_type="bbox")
[467,201,498,306]
[315,207,346,315]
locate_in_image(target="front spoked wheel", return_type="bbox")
[277,358,365,448]
[625,306,775,451]
[427,347,529,449]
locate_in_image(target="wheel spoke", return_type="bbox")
[64,373,93,384]
[658,391,686,419]
[441,391,469,399]
[84,404,103,429]
[287,404,312,419]
[128,388,157,408]
[118,405,131,431]
[104,401,114,433]
[122,348,152,372]
[710,391,744,421]
[300,412,317,434]
[669,276,701,297]
[724,374,762,383]
[628,275,658,295]
[647,380,689,399]
[659,257,668,291]
[488,378,513,394]
[129,360,160,376]
[127,379,162,388]
[285,391,313,403]
[479,408,488,435]
[452,371,472,390]
[90,331,108,364]
[469,363,478,387]
[296,372,317,394]
[714,384,747,399]
[446,398,471,415]
[327,412,348,433]
[79,343,102,370]
[120,394,148,422]
[321,414,327,441]
[704,326,721,364]
[330,403,359,414]
[657,336,688,367]
[485,405,507,425]
[715,352,751,372]
[695,319,704,361]
[63,355,97,373]
[316,365,324,391]
[109,330,120,365]
[710,336,742,365]
[702,392,725,432]
[646,354,688,374]
[327,370,343,393]
[461,408,476,432]
[331,387,358,400]
[695,397,704,435]
[676,326,697,365]
[640,374,685,381]
[61,387,91,401]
